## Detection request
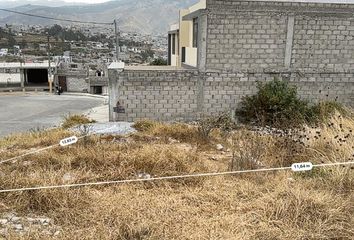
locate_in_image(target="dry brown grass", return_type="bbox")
[133,120,200,143]
[61,114,96,129]
[0,114,353,239]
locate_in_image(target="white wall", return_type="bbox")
[0,73,21,85]
[184,47,198,67]
[102,86,108,95]
[171,54,178,66]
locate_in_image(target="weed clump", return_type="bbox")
[132,119,158,132]
[311,101,349,123]
[197,113,236,140]
[62,114,95,129]
[133,114,236,144]
[134,120,198,143]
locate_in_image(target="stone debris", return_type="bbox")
[137,173,152,179]
[252,126,288,137]
[0,212,61,237]
[287,178,296,183]
[13,224,23,231]
[62,173,75,182]
[168,137,180,144]
[72,122,136,136]
[0,219,8,225]
[216,144,224,151]
[10,217,21,223]
[22,161,32,166]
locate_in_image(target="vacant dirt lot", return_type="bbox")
[0,114,353,239]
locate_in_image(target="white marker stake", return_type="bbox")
[291,162,313,172]
[59,136,78,147]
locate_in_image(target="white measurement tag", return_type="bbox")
[59,136,78,147]
[291,162,313,172]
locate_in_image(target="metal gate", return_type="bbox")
[58,76,67,92]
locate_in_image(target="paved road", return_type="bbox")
[0,93,104,137]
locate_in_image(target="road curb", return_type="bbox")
[0,91,108,99]
[62,93,108,99]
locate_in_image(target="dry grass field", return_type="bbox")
[0,114,353,239]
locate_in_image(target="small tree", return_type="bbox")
[150,58,167,66]
[237,79,315,128]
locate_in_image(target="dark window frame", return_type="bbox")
[193,17,199,48]
[181,47,186,63]
[172,34,176,55]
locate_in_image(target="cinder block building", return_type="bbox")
[109,0,354,122]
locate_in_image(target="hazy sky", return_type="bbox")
[13,0,112,3]
[62,0,110,3]
[54,0,354,4]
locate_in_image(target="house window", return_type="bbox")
[193,18,198,48]
[172,34,176,55]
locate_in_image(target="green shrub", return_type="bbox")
[150,58,167,66]
[237,79,344,129]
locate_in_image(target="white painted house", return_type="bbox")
[0,61,55,87]
[0,49,9,56]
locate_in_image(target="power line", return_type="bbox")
[0,161,353,193]
[0,8,113,26]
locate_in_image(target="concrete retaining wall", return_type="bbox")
[109,68,354,122]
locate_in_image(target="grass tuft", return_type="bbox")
[62,114,96,129]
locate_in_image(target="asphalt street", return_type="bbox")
[0,93,104,137]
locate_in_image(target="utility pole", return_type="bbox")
[114,19,120,61]
[47,34,52,93]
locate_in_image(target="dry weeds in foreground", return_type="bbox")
[0,114,353,239]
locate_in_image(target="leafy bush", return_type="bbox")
[150,58,167,66]
[237,79,344,129]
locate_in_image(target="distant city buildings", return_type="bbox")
[0,22,168,94]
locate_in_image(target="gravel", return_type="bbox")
[0,212,60,237]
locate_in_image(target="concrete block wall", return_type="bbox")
[66,76,89,93]
[292,17,354,71]
[206,0,354,72]
[110,69,354,122]
[202,0,354,111]
[109,69,202,122]
[206,10,287,71]
[203,71,354,116]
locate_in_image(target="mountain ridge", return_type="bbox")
[0,0,198,34]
